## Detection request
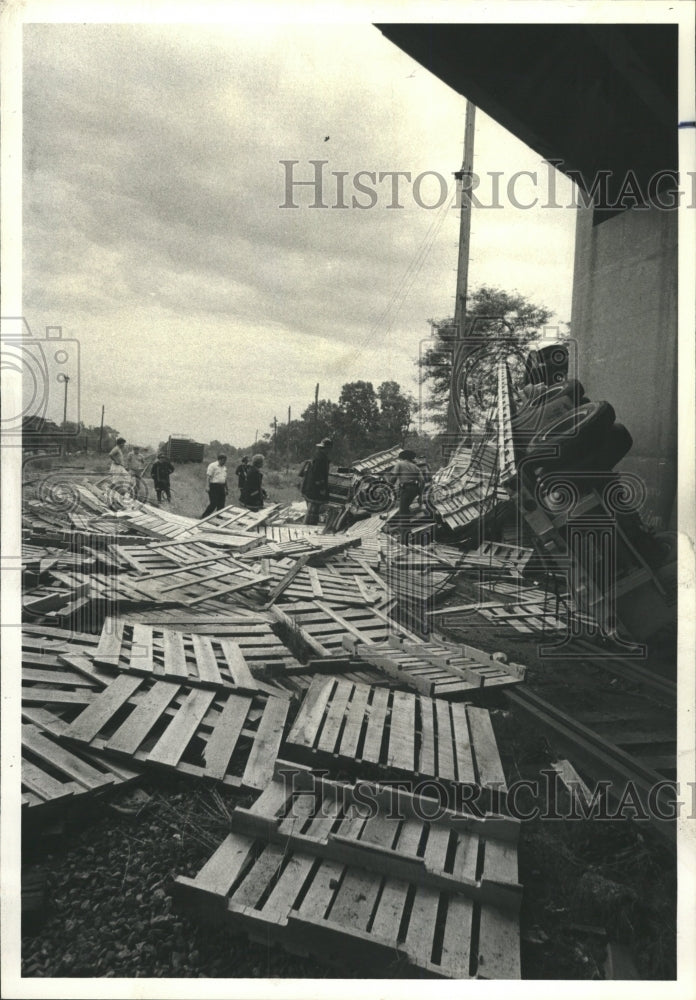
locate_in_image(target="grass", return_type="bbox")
[22,451,304,518]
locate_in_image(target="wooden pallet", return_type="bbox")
[121,608,303,674]
[22,718,140,819]
[260,557,379,608]
[59,677,290,790]
[126,559,270,607]
[270,601,420,658]
[343,636,525,700]
[90,617,267,694]
[283,676,508,811]
[193,503,282,535]
[173,764,520,978]
[463,541,532,578]
[108,539,235,574]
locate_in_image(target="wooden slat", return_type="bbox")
[94,617,125,667]
[241,696,289,790]
[162,629,189,678]
[386,690,415,772]
[286,677,334,746]
[130,624,154,674]
[337,684,370,759]
[191,635,223,687]
[147,688,216,767]
[467,706,507,792]
[450,701,476,785]
[220,640,255,689]
[203,694,253,781]
[361,687,390,763]
[106,681,179,755]
[65,673,143,743]
[316,681,353,754]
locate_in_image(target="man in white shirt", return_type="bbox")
[127,446,146,498]
[201,453,228,518]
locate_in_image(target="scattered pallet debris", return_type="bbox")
[90,617,267,694]
[283,676,508,811]
[174,763,521,978]
[343,634,526,699]
[57,675,290,791]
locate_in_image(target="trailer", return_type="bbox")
[166,435,205,463]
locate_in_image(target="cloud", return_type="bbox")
[22,22,576,446]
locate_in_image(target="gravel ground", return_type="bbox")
[22,776,345,979]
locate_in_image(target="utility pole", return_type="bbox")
[286,405,291,472]
[313,383,319,441]
[254,429,258,444]
[446,100,476,442]
[273,416,278,453]
[58,373,70,456]
[98,405,105,453]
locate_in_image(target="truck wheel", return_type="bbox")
[529,378,585,410]
[526,401,616,466]
[512,394,574,441]
[564,422,633,473]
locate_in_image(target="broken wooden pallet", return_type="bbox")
[342,635,526,700]
[173,763,520,978]
[126,559,271,607]
[464,541,532,578]
[58,676,290,790]
[121,607,303,674]
[22,718,141,820]
[270,600,421,658]
[89,617,267,694]
[192,503,282,535]
[255,654,396,697]
[107,538,245,574]
[260,557,379,608]
[283,676,508,811]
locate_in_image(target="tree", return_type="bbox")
[419,285,555,430]
[377,380,414,446]
[338,381,380,457]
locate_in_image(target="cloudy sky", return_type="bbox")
[23,21,577,448]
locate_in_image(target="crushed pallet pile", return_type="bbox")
[19,479,565,978]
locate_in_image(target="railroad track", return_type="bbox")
[437,622,677,847]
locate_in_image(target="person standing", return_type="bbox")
[151,453,175,504]
[390,449,423,518]
[108,437,130,493]
[201,454,228,518]
[240,454,265,511]
[301,438,333,525]
[235,456,250,499]
[127,446,146,498]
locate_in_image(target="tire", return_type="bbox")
[526,401,617,467]
[650,531,678,569]
[529,378,585,409]
[511,394,574,441]
[564,421,633,473]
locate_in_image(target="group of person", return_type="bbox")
[299,438,424,525]
[108,438,175,504]
[201,453,266,518]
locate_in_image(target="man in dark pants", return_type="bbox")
[235,456,249,499]
[151,453,175,503]
[240,454,265,511]
[201,453,228,518]
[302,438,332,525]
